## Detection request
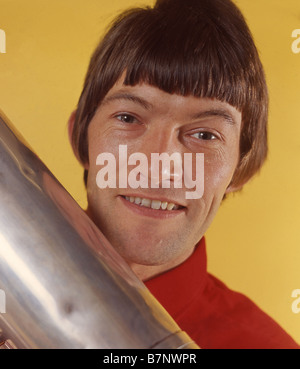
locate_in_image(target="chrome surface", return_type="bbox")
[0,111,199,349]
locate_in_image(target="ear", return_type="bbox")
[68,110,76,145]
[225,177,247,194]
[225,183,242,195]
[68,110,89,170]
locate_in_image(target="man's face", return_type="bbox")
[84,77,242,280]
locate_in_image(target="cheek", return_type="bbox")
[203,148,240,195]
[87,129,120,173]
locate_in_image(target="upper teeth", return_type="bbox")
[124,196,179,211]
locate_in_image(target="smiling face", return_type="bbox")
[81,77,242,280]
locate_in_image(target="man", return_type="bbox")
[68,0,299,348]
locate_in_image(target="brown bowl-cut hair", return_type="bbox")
[71,0,268,190]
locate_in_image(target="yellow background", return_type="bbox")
[0,0,299,343]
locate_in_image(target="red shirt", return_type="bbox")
[145,237,299,349]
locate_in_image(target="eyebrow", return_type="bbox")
[101,92,153,110]
[191,109,236,125]
[101,91,236,125]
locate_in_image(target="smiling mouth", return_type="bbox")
[121,195,184,211]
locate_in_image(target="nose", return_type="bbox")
[149,152,183,189]
[136,128,184,189]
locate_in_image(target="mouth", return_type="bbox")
[121,195,184,211]
[118,195,186,219]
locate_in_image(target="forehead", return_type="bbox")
[100,76,242,125]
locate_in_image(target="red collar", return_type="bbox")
[145,237,207,318]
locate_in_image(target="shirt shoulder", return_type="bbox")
[182,273,300,349]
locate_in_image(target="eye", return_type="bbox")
[191,131,218,140]
[116,113,138,124]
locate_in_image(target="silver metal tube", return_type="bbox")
[0,111,199,349]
